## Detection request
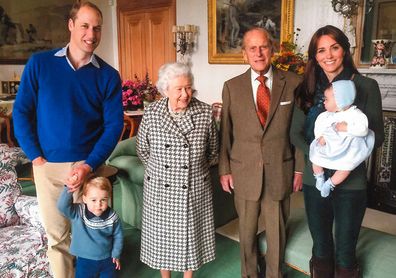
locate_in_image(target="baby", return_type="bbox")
[57,175,123,277]
[309,80,375,197]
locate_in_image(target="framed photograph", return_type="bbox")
[208,0,294,64]
[0,0,73,64]
[1,81,8,94]
[1,81,20,95]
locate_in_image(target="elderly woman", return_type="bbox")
[136,62,219,278]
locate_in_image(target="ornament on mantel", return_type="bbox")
[370,39,395,69]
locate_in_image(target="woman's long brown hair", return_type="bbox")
[297,25,359,113]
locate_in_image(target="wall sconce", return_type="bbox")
[331,0,360,18]
[172,24,198,56]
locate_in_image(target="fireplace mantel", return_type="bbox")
[358,68,396,214]
[358,68,396,111]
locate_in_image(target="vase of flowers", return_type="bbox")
[122,73,161,111]
[272,28,306,75]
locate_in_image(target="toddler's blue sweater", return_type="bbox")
[57,187,123,260]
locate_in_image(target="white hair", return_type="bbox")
[156,62,194,95]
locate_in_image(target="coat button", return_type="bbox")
[165,184,170,188]
[182,185,187,189]
[183,144,188,148]
[165,144,170,148]
[165,165,170,169]
[147,176,151,181]
[183,165,188,169]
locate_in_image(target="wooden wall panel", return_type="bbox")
[146,9,173,81]
[117,0,173,11]
[119,12,145,80]
[117,0,176,82]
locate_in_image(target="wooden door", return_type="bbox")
[117,0,176,82]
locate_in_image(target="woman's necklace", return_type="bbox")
[168,102,186,120]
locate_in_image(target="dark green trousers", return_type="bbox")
[303,185,366,268]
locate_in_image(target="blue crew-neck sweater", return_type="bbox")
[57,187,123,260]
[13,49,123,169]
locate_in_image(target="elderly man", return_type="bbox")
[219,27,303,278]
[13,1,123,277]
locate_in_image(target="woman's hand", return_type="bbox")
[293,172,303,192]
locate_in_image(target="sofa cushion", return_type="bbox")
[0,171,21,228]
[110,156,144,185]
[0,225,50,277]
[0,145,30,167]
[356,227,396,277]
[15,195,45,233]
[0,145,22,228]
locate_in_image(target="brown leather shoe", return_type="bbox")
[310,256,334,278]
[335,264,360,278]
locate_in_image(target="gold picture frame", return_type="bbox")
[208,0,294,64]
[0,0,72,64]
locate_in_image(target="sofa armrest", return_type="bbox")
[107,137,137,163]
[14,195,45,232]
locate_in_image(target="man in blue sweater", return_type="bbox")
[13,1,123,277]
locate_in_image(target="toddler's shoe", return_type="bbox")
[314,172,325,191]
[321,178,335,198]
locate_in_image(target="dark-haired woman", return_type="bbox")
[290,25,384,277]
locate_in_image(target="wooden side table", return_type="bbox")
[0,113,14,146]
[121,114,136,140]
[121,110,144,140]
[0,99,15,146]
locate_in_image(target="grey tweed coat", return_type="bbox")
[136,97,219,271]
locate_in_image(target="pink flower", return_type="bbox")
[122,73,161,110]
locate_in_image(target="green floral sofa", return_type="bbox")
[0,144,51,277]
[106,137,237,229]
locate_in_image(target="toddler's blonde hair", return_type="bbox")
[82,176,112,197]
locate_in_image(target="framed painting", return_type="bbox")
[376,1,396,40]
[376,1,396,63]
[208,0,294,64]
[0,0,73,64]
